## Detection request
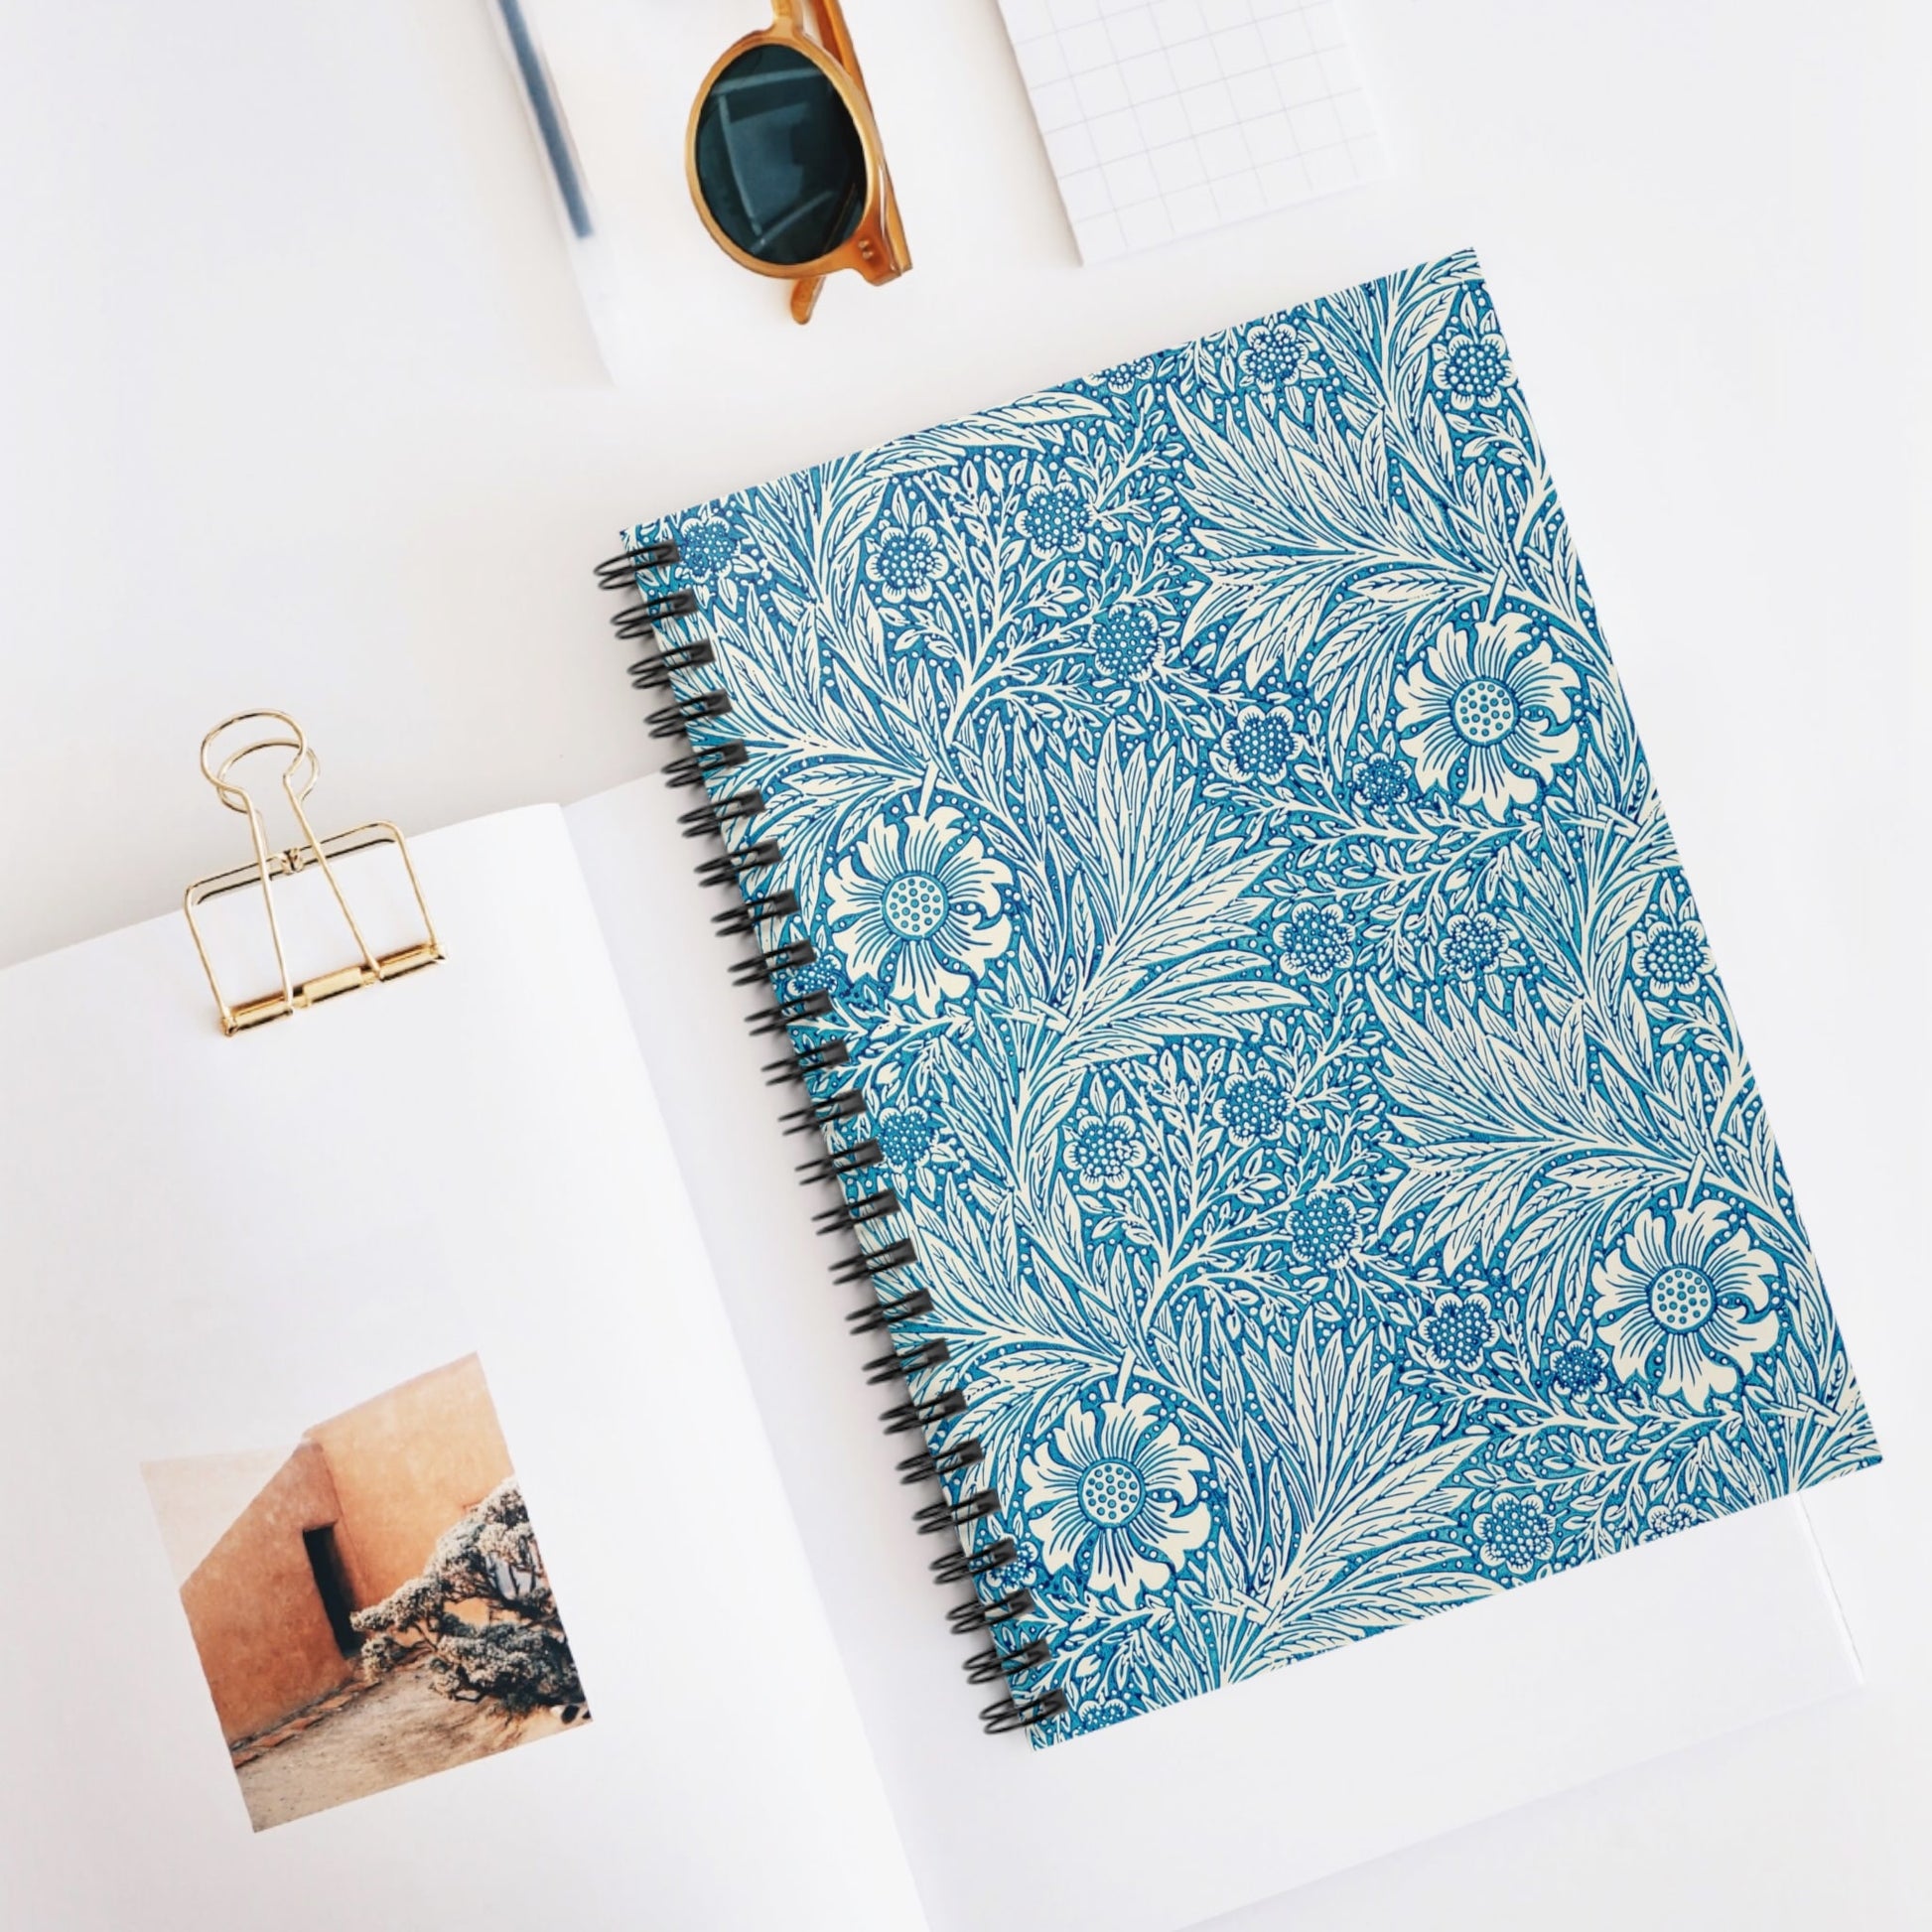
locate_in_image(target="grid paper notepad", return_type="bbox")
[997,0,1390,263]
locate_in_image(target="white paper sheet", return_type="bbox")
[0,808,925,1932]
[995,0,1392,262]
[567,774,1863,1932]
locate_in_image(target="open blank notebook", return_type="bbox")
[0,801,1866,1932]
[996,0,1391,261]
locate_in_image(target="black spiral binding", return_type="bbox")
[596,536,1068,1739]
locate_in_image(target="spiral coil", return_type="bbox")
[596,536,1068,1738]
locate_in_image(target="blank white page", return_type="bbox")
[996,0,1392,262]
[0,808,926,1932]
[569,774,1863,1932]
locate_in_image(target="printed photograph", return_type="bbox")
[143,1355,588,1831]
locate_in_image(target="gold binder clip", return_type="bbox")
[183,711,443,1035]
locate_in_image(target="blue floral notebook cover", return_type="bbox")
[624,250,1877,1746]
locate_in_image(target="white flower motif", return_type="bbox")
[863,498,951,604]
[1018,478,1089,557]
[1416,1288,1499,1372]
[1022,1393,1211,1606]
[1088,601,1166,684]
[1474,1491,1554,1575]
[1394,612,1580,819]
[1275,901,1351,979]
[876,1103,945,1187]
[1431,313,1516,412]
[1439,910,1506,979]
[1239,320,1316,407]
[1640,1501,1701,1542]
[1213,1068,1294,1145]
[826,805,1012,1015]
[1591,1201,1780,1411]
[675,512,740,579]
[1436,908,1526,1003]
[1210,700,1302,787]
[1067,1100,1147,1190]
[1630,913,1707,997]
[1098,353,1156,394]
[1290,1192,1358,1269]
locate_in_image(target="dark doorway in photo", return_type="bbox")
[304,1525,361,1657]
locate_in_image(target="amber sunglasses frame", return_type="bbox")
[685,0,911,324]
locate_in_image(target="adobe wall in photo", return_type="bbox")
[308,1353,513,1604]
[166,1355,514,1745]
[178,1440,353,1746]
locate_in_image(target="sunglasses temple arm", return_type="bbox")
[789,274,827,326]
[804,0,865,84]
[882,177,910,274]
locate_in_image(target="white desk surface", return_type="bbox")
[1,2,1926,1927]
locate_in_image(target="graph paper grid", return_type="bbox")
[996,0,1390,263]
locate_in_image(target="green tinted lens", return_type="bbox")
[694,44,867,267]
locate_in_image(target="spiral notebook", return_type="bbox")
[604,249,1878,1751]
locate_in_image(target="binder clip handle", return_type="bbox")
[183,711,443,1035]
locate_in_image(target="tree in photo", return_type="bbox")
[350,1479,588,1722]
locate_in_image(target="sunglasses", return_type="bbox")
[687,0,910,324]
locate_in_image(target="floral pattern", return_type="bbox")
[863,496,951,604]
[1642,1500,1701,1541]
[1275,900,1352,978]
[1630,910,1707,997]
[676,512,738,577]
[1067,1100,1148,1190]
[1018,477,1090,557]
[1475,1492,1556,1576]
[825,804,1012,1015]
[1432,310,1515,412]
[626,252,1877,1746]
[1435,907,1526,1004]
[1291,1193,1358,1269]
[876,1103,944,1188]
[1547,1337,1609,1398]
[1088,601,1167,684]
[1440,910,1504,976]
[1213,701,1303,786]
[1214,1070,1294,1146]
[1416,1287,1500,1372]
[1394,612,1580,819]
[1591,1201,1781,1411]
[1239,319,1317,408]
[1354,752,1411,810]
[1021,1394,1211,1606]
